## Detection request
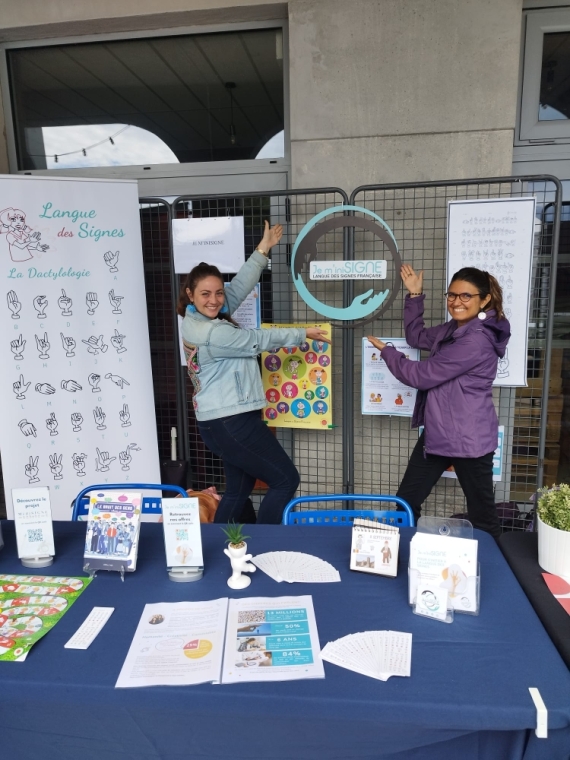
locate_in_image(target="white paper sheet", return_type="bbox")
[115,598,228,688]
[321,630,412,681]
[252,552,340,583]
[172,216,245,274]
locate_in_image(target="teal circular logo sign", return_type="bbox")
[290,205,401,325]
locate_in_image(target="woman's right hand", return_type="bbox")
[400,264,423,295]
[305,327,331,344]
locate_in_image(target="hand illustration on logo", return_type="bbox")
[85,292,99,316]
[10,334,26,360]
[103,250,120,273]
[35,332,50,359]
[7,291,21,319]
[13,374,30,399]
[58,289,72,316]
[93,406,106,430]
[46,412,58,436]
[119,403,131,428]
[108,289,123,314]
[71,412,84,432]
[33,295,48,319]
[49,453,63,480]
[25,456,40,484]
[18,419,37,438]
[60,333,76,357]
[95,447,116,473]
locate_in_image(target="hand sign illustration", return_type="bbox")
[71,412,84,432]
[103,250,120,273]
[110,329,127,353]
[35,383,55,395]
[33,295,48,319]
[82,335,108,355]
[10,334,26,360]
[13,374,30,399]
[49,453,63,480]
[119,443,141,471]
[25,456,40,484]
[95,447,116,473]
[72,452,87,476]
[85,292,99,315]
[18,419,37,438]
[88,373,101,392]
[93,406,106,430]
[35,332,50,359]
[108,289,123,314]
[119,403,131,427]
[61,378,82,392]
[105,373,130,389]
[7,291,21,319]
[60,333,76,357]
[58,289,72,316]
[46,412,58,436]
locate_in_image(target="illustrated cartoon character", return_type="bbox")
[288,359,301,380]
[314,368,324,385]
[269,373,280,387]
[395,394,403,406]
[317,387,327,399]
[296,402,306,418]
[1,208,49,262]
[381,541,392,564]
[315,402,325,414]
[376,394,382,403]
[268,356,279,371]
[371,353,378,361]
[283,384,294,398]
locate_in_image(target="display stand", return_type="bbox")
[168,566,203,583]
[84,561,126,582]
[21,554,53,569]
[409,517,480,621]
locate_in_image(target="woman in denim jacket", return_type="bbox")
[368,265,510,538]
[178,222,330,525]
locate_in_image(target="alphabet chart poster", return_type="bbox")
[260,324,333,430]
[0,175,160,519]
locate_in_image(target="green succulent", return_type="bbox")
[537,484,570,532]
[221,521,250,546]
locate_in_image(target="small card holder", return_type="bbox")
[408,517,481,620]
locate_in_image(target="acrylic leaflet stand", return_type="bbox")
[409,516,481,623]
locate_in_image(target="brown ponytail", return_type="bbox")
[450,267,505,321]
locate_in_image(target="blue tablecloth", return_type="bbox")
[1,521,569,760]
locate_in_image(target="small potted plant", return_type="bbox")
[222,522,256,589]
[537,484,570,581]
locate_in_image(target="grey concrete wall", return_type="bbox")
[289,0,524,190]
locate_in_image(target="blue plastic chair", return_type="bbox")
[72,482,188,521]
[282,494,415,527]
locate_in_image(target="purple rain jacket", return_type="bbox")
[380,294,511,458]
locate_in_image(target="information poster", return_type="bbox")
[0,573,91,661]
[0,175,160,519]
[12,486,55,559]
[447,197,535,387]
[361,338,419,416]
[172,216,245,274]
[261,324,332,430]
[161,497,203,569]
[441,426,505,482]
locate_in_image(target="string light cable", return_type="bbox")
[29,124,131,163]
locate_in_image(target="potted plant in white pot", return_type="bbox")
[537,484,570,580]
[222,522,256,589]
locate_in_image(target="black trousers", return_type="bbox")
[396,433,501,538]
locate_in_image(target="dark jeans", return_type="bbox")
[397,433,501,539]
[197,410,300,525]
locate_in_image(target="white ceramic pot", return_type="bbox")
[537,514,570,581]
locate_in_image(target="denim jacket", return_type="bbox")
[181,250,306,421]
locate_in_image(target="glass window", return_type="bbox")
[7,29,285,170]
[539,32,570,122]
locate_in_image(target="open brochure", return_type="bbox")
[116,595,324,688]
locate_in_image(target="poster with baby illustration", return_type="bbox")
[260,323,332,430]
[0,175,160,520]
[361,337,419,416]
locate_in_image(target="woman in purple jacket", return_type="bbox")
[368,264,511,538]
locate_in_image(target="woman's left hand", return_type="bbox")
[259,220,283,253]
[367,336,386,350]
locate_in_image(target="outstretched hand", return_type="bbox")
[367,336,386,351]
[305,327,331,345]
[401,264,423,295]
[258,220,283,253]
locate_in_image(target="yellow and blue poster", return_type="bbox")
[261,323,332,430]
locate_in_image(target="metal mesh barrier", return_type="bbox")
[350,177,561,527]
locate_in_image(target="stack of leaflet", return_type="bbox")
[252,552,340,583]
[321,630,412,681]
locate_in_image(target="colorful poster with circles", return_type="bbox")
[0,572,91,661]
[261,324,332,430]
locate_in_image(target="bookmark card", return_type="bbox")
[161,497,203,569]
[12,487,55,560]
[321,630,412,681]
[252,552,340,583]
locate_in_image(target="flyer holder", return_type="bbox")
[168,566,203,583]
[161,497,204,583]
[409,517,481,621]
[22,554,54,569]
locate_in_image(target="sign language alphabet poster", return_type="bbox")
[0,175,160,519]
[261,324,333,430]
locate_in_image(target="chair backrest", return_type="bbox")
[282,494,415,527]
[72,483,188,521]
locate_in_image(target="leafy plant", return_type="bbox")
[537,484,570,532]
[221,521,250,547]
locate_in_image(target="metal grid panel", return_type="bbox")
[173,189,348,505]
[350,178,561,527]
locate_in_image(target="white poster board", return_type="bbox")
[447,197,535,387]
[441,426,505,482]
[361,338,419,416]
[172,216,245,274]
[0,175,160,519]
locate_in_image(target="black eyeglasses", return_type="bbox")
[444,291,482,303]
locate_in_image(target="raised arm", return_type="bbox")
[400,264,441,350]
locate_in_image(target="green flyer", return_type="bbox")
[0,573,92,661]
